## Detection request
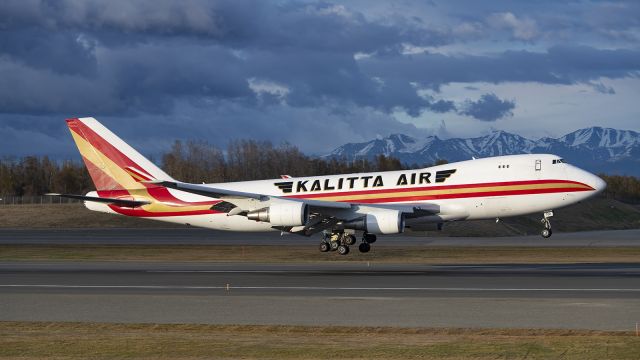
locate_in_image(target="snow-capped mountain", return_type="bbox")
[325,127,640,175]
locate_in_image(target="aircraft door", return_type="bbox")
[534,159,542,179]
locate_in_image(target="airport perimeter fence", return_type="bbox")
[0,196,81,205]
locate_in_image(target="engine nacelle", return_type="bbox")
[246,202,309,226]
[344,210,405,234]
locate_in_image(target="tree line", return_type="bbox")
[1,140,639,204]
[0,140,410,197]
[599,174,640,204]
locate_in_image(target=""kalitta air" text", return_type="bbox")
[274,169,456,193]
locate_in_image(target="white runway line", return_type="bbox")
[1,284,639,292]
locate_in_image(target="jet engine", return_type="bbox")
[246,202,309,226]
[343,210,405,234]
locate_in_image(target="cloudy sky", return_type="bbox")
[1,0,639,158]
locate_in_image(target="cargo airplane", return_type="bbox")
[49,117,606,255]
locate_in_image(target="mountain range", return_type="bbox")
[325,127,640,176]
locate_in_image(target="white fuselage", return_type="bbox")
[87,154,605,231]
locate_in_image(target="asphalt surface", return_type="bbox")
[1,261,639,330]
[1,228,640,246]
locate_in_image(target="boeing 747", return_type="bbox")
[49,117,606,255]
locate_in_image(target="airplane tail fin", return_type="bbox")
[66,117,175,192]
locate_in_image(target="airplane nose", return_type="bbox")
[591,174,607,194]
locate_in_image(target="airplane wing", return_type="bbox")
[45,193,151,207]
[148,180,439,235]
[148,180,353,209]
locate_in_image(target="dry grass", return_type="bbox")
[0,204,182,229]
[0,322,638,359]
[1,244,640,263]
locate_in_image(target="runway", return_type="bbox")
[1,261,639,330]
[2,228,640,246]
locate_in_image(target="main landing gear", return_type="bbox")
[540,210,553,238]
[358,233,376,253]
[319,231,374,255]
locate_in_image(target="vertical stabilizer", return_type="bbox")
[66,117,174,191]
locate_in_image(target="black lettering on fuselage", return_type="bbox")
[297,180,308,192]
[338,178,344,190]
[372,175,384,187]
[310,180,321,191]
[361,176,373,187]
[396,174,408,186]
[346,177,358,189]
[410,173,416,185]
[324,179,335,190]
[419,172,431,184]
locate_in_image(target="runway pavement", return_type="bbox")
[1,228,639,246]
[1,261,639,330]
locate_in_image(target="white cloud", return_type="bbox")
[488,12,538,41]
[247,78,290,103]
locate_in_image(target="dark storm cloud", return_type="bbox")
[459,93,515,122]
[0,0,455,118]
[436,0,640,43]
[0,0,639,157]
[359,45,640,88]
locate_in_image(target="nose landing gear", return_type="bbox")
[540,210,553,238]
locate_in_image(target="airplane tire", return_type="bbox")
[319,242,330,252]
[344,234,357,245]
[364,233,377,243]
[541,229,552,238]
[337,245,350,255]
[330,241,340,251]
[358,243,371,253]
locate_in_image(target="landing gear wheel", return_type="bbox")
[344,234,357,245]
[540,210,554,238]
[363,233,377,243]
[330,241,340,251]
[319,242,330,252]
[337,245,350,255]
[358,242,371,253]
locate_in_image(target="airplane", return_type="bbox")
[49,117,606,255]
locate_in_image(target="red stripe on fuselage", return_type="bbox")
[108,205,220,217]
[286,179,591,199]
[341,186,590,204]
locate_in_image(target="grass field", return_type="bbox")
[2,244,640,263]
[1,322,639,359]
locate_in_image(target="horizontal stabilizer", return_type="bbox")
[45,193,150,208]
